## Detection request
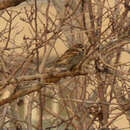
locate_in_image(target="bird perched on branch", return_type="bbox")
[54,44,85,71]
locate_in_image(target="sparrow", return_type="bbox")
[54,44,85,71]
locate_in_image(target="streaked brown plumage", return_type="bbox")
[55,44,84,71]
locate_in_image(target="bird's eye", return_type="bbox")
[79,44,83,48]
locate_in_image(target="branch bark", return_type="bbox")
[0,71,88,106]
[0,0,25,10]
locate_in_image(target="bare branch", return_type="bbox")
[0,0,26,10]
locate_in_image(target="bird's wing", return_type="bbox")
[55,48,78,65]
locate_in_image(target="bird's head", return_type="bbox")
[72,44,86,54]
